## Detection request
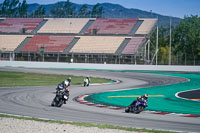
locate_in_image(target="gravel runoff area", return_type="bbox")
[0,117,140,133]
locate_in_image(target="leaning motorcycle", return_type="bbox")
[125,98,148,114]
[51,89,68,107]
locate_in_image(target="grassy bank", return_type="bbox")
[0,71,111,87]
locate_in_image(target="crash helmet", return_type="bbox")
[144,94,148,98]
[68,77,71,80]
[66,88,70,92]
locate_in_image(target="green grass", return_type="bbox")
[0,71,111,87]
[0,114,178,133]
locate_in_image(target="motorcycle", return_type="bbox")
[125,98,148,114]
[51,89,69,107]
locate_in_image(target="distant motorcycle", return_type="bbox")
[125,98,148,114]
[51,89,69,107]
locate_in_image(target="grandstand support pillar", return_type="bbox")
[85,54,87,63]
[9,52,14,61]
[28,52,30,61]
[148,39,150,61]
[42,53,44,62]
[114,55,117,64]
[144,43,147,63]
[12,51,15,61]
[57,53,59,62]
[12,52,15,61]
[134,54,137,65]
[118,55,120,64]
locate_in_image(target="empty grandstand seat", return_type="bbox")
[0,18,43,33]
[135,18,157,35]
[85,18,138,35]
[0,35,31,51]
[70,36,126,54]
[121,37,146,55]
[20,35,74,53]
[37,18,90,34]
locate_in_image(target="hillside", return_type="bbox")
[0,1,181,27]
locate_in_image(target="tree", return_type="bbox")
[78,4,90,18]
[64,0,75,17]
[1,0,17,16]
[150,26,171,64]
[173,15,200,65]
[91,3,103,18]
[50,2,65,17]
[18,0,28,17]
[50,0,76,17]
[0,0,28,17]
[32,5,45,17]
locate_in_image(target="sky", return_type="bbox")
[17,0,200,18]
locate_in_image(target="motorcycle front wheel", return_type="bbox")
[57,99,64,107]
[135,105,144,114]
[125,107,130,113]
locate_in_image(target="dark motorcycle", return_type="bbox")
[125,98,148,114]
[51,89,68,107]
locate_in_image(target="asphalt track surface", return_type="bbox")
[0,67,200,132]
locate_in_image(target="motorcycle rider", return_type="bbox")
[130,94,148,107]
[84,76,90,86]
[56,80,69,91]
[56,80,70,103]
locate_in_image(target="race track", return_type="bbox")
[0,67,200,132]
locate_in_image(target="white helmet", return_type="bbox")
[144,94,148,98]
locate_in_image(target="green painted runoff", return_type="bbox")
[85,71,200,115]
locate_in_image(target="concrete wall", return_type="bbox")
[0,61,199,72]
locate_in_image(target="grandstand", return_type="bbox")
[70,36,128,54]
[0,18,43,33]
[37,18,93,34]
[0,18,157,64]
[135,18,157,35]
[20,35,75,53]
[85,18,139,35]
[122,37,146,55]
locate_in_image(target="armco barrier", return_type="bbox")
[0,61,200,72]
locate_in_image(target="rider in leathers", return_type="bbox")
[130,94,148,107]
[56,80,70,104]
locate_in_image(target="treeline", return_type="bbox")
[150,15,200,65]
[0,0,103,18]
